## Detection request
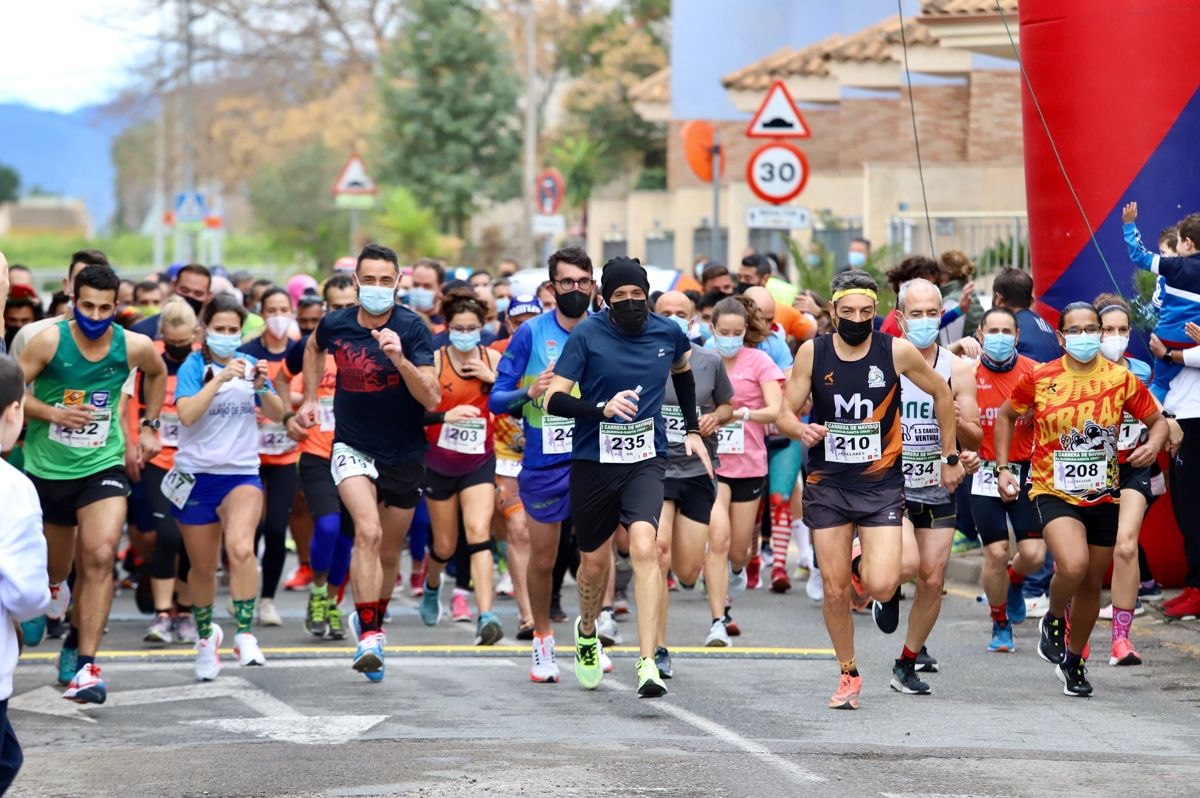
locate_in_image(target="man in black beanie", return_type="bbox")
[544,256,712,698]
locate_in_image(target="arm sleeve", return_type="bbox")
[1007,368,1037,415]
[174,354,204,400]
[403,318,436,367]
[0,501,51,621]
[713,360,735,406]
[670,369,700,431]
[1124,222,1159,272]
[422,411,446,426]
[489,324,532,415]
[546,391,607,420]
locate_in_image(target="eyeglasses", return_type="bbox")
[1064,326,1101,336]
[553,278,594,292]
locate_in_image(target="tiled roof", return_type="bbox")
[828,17,904,63]
[629,67,670,104]
[721,36,842,91]
[921,0,1018,16]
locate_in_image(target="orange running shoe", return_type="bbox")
[829,672,862,710]
[283,563,313,591]
[1109,637,1143,667]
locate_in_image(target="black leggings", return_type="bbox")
[144,464,191,583]
[1170,417,1200,587]
[257,462,299,600]
[552,517,579,600]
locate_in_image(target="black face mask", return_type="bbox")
[556,290,590,319]
[835,317,873,347]
[181,295,204,316]
[736,281,753,295]
[610,298,649,335]
[164,343,193,362]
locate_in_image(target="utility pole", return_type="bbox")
[521,0,537,266]
[172,0,197,264]
[152,3,167,271]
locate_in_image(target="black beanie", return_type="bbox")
[600,256,650,304]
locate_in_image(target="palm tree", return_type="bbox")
[551,134,606,240]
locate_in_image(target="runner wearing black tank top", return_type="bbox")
[777,271,965,710]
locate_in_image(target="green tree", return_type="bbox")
[0,163,20,204]
[372,186,443,263]
[378,0,522,236]
[248,142,349,268]
[551,134,606,239]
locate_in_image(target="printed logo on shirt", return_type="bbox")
[90,391,110,408]
[63,389,86,406]
[868,366,885,389]
[823,371,835,385]
[658,348,666,357]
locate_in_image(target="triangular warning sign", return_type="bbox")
[332,154,377,196]
[746,80,811,139]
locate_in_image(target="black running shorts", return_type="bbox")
[1034,495,1119,548]
[802,479,904,531]
[423,455,497,502]
[904,499,957,530]
[299,453,341,519]
[1118,461,1159,507]
[30,466,131,527]
[716,474,765,504]
[570,457,666,553]
[970,464,1041,546]
[664,473,717,525]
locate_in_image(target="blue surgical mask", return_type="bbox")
[359,285,395,315]
[206,331,242,359]
[449,330,481,352]
[714,334,744,358]
[904,317,940,349]
[1064,333,1101,363]
[669,315,689,336]
[409,287,436,312]
[72,305,115,340]
[847,251,867,268]
[495,297,511,314]
[982,332,1016,363]
[699,322,713,341]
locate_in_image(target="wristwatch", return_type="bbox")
[995,463,1012,473]
[940,452,960,466]
[1161,350,1175,364]
[739,407,751,422]
[141,418,161,431]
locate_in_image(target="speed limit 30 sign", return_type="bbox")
[746,142,809,205]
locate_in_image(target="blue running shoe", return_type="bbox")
[475,611,503,646]
[1007,581,1027,624]
[420,580,442,626]
[63,663,106,704]
[353,633,385,682]
[21,616,46,647]
[987,621,1014,653]
[57,646,78,686]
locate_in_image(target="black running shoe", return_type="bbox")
[1038,615,1066,664]
[889,658,931,695]
[516,623,534,641]
[873,588,901,634]
[655,646,673,679]
[1056,658,1093,697]
[914,646,938,673]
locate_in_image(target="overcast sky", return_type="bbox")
[0,2,158,112]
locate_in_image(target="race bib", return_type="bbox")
[903,450,940,489]
[49,406,112,449]
[161,468,196,510]
[663,405,687,444]
[160,411,181,449]
[542,414,575,455]
[259,421,297,456]
[825,421,882,464]
[717,420,745,454]
[437,418,487,455]
[1117,413,1142,452]
[496,457,521,478]
[330,442,378,485]
[318,397,336,432]
[600,418,655,464]
[972,461,1024,499]
[1053,450,1107,494]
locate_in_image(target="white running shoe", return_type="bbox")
[530,635,560,683]
[596,610,623,646]
[1025,595,1050,619]
[174,613,199,644]
[47,581,71,620]
[600,640,614,674]
[806,565,824,603]
[257,598,283,627]
[234,632,266,666]
[195,624,223,681]
[728,566,748,599]
[704,619,732,648]
[496,572,515,598]
[144,614,174,645]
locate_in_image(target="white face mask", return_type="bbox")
[266,315,292,339]
[1099,334,1129,363]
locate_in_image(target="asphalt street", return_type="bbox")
[10,554,1200,798]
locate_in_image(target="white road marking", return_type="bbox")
[188,714,388,745]
[601,680,824,783]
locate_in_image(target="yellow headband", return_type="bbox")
[831,288,878,303]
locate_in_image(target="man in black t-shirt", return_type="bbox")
[297,244,439,683]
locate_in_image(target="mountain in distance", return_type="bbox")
[0,101,130,233]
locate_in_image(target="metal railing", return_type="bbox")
[887,211,1030,274]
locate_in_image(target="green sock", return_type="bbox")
[195,604,214,640]
[233,598,256,634]
[311,583,328,598]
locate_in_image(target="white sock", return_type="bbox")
[792,520,811,567]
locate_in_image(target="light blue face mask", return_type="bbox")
[847,251,867,268]
[904,316,940,349]
[495,297,511,314]
[669,315,690,336]
[449,330,481,352]
[206,332,242,359]
[699,322,713,341]
[1064,332,1101,363]
[359,285,395,315]
[714,334,744,358]
[982,332,1016,362]
[408,286,436,312]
